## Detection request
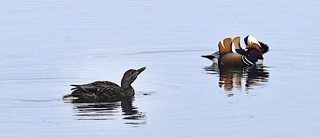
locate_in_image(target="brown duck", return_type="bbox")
[63,67,146,102]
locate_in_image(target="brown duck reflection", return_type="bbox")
[205,63,269,91]
[65,97,146,125]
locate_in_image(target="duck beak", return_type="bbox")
[136,67,146,75]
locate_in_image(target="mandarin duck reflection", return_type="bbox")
[205,64,269,91]
[63,67,146,102]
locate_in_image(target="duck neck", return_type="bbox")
[121,80,132,89]
[120,84,135,96]
[242,49,263,65]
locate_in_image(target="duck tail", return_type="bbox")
[201,55,215,60]
[70,84,80,90]
[62,94,79,100]
[218,38,232,56]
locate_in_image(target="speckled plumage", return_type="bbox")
[63,67,145,102]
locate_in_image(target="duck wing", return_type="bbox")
[218,37,232,56]
[202,37,239,61]
[96,84,124,101]
[71,81,120,95]
[232,37,247,55]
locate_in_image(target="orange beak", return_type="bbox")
[136,67,146,75]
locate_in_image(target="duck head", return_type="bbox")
[121,67,146,88]
[244,35,269,54]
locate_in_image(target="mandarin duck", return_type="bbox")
[63,67,146,102]
[202,35,268,66]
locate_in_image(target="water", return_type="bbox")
[1,0,320,136]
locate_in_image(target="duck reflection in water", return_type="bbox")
[65,97,146,125]
[205,63,269,91]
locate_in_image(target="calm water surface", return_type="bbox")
[1,0,320,136]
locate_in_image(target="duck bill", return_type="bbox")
[136,67,146,75]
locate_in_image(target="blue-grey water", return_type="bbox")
[1,0,320,136]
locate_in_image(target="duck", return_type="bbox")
[63,67,146,102]
[202,35,269,67]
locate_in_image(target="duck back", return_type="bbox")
[65,81,123,101]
